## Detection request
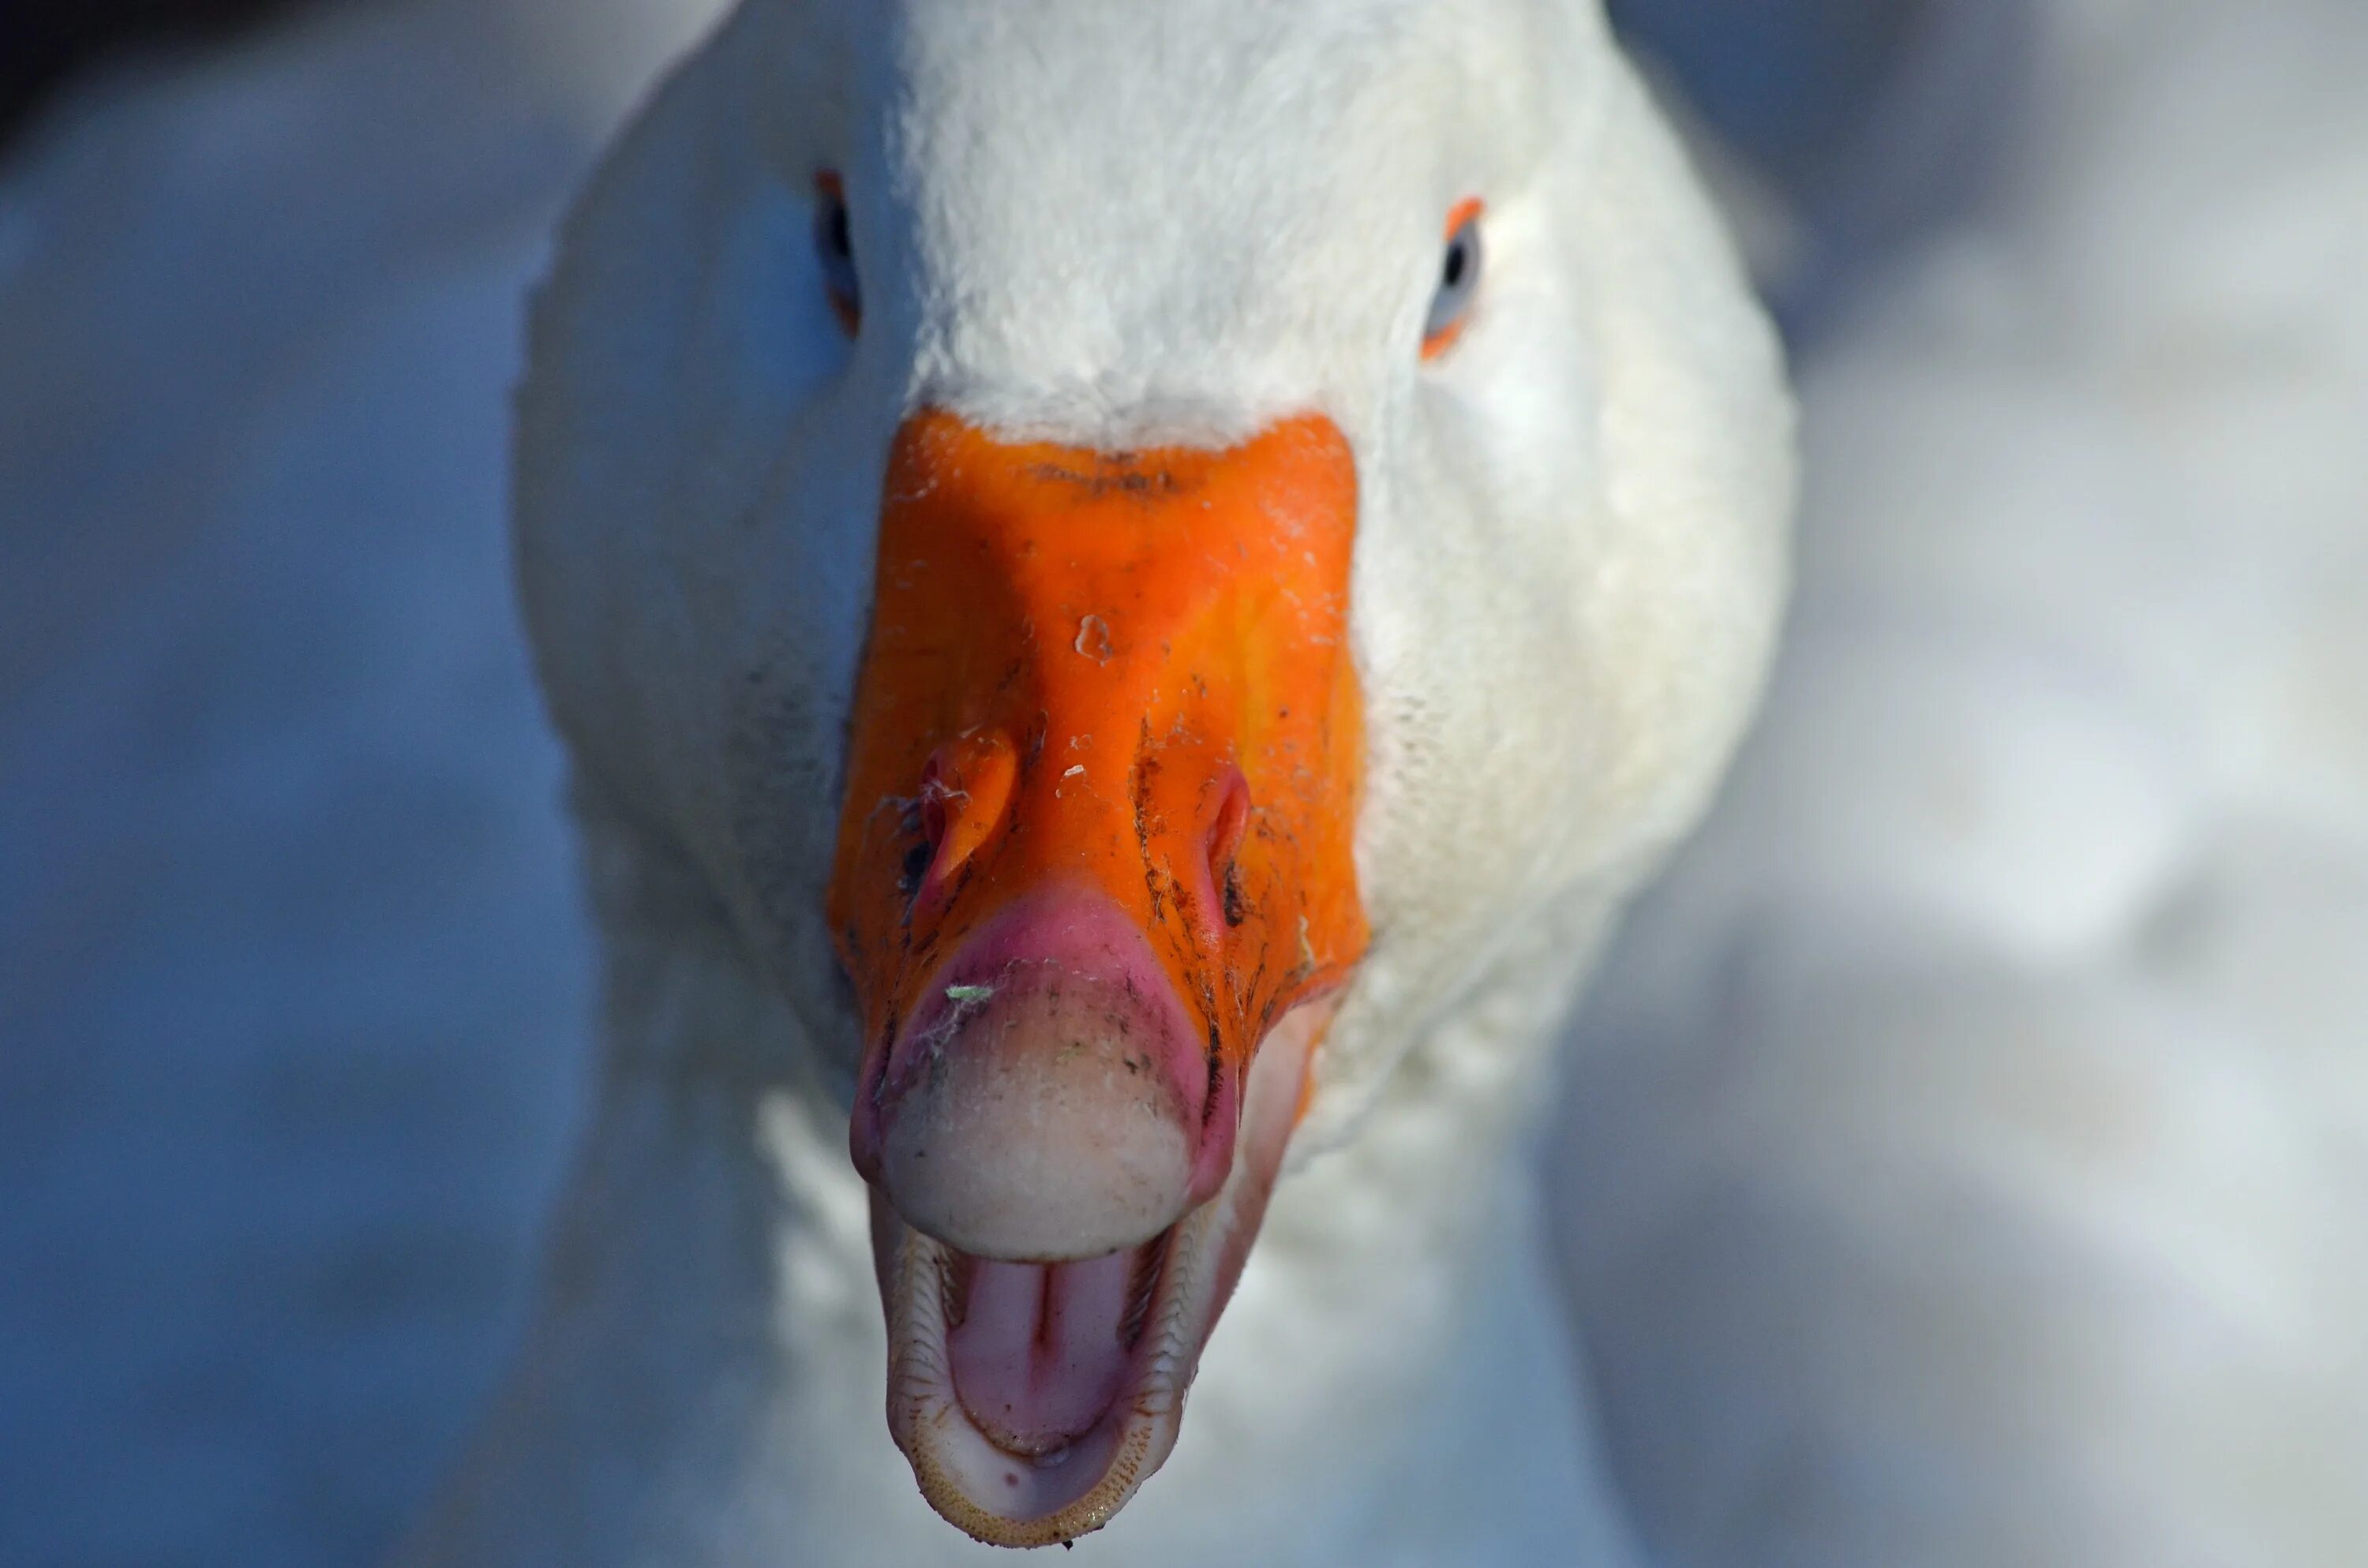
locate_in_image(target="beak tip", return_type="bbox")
[864,891,1212,1261]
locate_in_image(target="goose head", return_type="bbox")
[515,0,1789,1547]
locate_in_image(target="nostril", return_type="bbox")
[1204,770,1251,930]
[913,733,1018,906]
[919,754,954,851]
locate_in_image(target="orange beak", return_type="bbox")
[826,408,1368,1543]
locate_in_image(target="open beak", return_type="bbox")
[828,408,1368,1546]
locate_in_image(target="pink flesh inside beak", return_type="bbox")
[867,998,1327,1548]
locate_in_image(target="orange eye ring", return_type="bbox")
[1421,196,1486,361]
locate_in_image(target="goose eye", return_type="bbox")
[1422,200,1485,360]
[815,171,860,334]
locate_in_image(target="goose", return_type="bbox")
[397,0,1789,1559]
[8,1,2363,1565]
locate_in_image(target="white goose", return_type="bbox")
[401,0,1789,1559]
[9,2,2366,1565]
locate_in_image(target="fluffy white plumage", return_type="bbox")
[1563,4,2368,1562]
[0,1,2361,1566]
[416,0,1787,1557]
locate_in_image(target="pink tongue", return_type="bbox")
[947,1248,1139,1455]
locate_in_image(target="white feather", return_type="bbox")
[1559,5,2368,1565]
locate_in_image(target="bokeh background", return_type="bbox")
[3,2,2362,1566]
